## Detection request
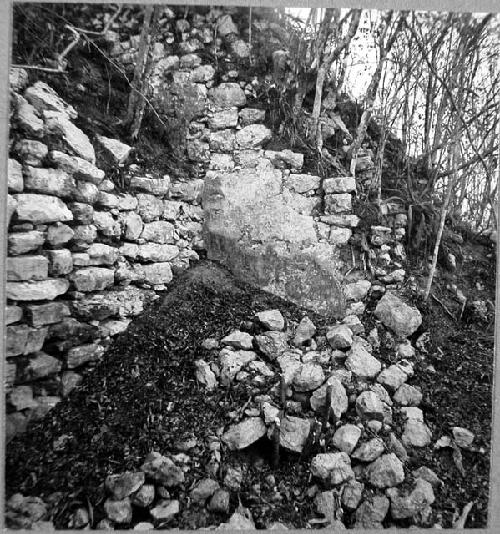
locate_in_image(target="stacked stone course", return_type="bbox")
[6,72,203,442]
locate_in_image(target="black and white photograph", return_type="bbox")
[2,1,499,530]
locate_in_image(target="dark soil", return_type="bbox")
[5,245,496,529]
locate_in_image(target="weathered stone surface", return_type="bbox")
[208,489,230,513]
[14,194,73,224]
[141,220,175,244]
[236,124,272,149]
[105,472,145,501]
[344,280,371,301]
[209,83,246,109]
[345,343,381,378]
[67,343,105,369]
[15,140,48,166]
[325,193,351,214]
[50,150,104,184]
[366,453,405,488]
[393,384,422,406]
[326,324,353,350]
[46,223,74,246]
[283,173,321,194]
[277,353,302,384]
[219,348,256,383]
[222,330,254,350]
[239,108,266,126]
[133,244,179,263]
[25,81,77,118]
[73,224,98,244]
[377,364,409,392]
[6,305,23,325]
[121,212,143,241]
[25,302,70,327]
[169,179,204,202]
[255,309,285,331]
[208,108,239,130]
[402,419,432,448]
[15,95,44,138]
[96,135,132,164]
[44,111,95,163]
[130,176,170,196]
[387,478,435,520]
[137,193,163,222]
[320,214,360,228]
[221,417,266,450]
[375,292,422,337]
[323,177,356,194]
[191,478,220,504]
[195,360,217,390]
[104,498,132,524]
[73,181,99,204]
[203,167,346,316]
[255,331,288,359]
[356,391,385,420]
[93,211,121,237]
[351,438,385,462]
[310,452,354,485]
[7,324,48,357]
[70,268,114,292]
[342,479,364,510]
[332,424,362,454]
[18,352,62,381]
[264,149,304,171]
[7,278,69,301]
[329,227,352,245]
[294,316,316,346]
[8,159,23,193]
[99,319,131,337]
[69,202,94,224]
[8,195,18,227]
[116,193,137,211]
[96,191,119,208]
[139,263,173,285]
[87,243,119,266]
[61,371,83,396]
[8,385,38,411]
[452,427,474,448]
[140,452,184,487]
[131,484,155,508]
[293,363,325,392]
[209,129,236,152]
[190,64,215,83]
[354,496,389,528]
[310,377,348,417]
[7,255,48,281]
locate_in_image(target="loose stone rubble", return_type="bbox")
[7,297,449,530]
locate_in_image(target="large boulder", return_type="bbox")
[202,164,346,316]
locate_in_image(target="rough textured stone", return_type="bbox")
[452,427,475,448]
[69,202,94,224]
[137,193,163,222]
[293,363,325,392]
[325,193,352,214]
[15,140,48,166]
[255,309,285,331]
[25,81,77,118]
[344,280,371,301]
[208,108,239,130]
[7,278,69,301]
[130,176,170,196]
[8,159,23,193]
[375,292,422,337]
[87,243,119,266]
[7,324,48,356]
[239,108,266,126]
[131,484,155,508]
[50,150,104,184]
[345,343,381,379]
[46,223,74,246]
[310,452,354,485]
[310,377,348,417]
[293,316,316,346]
[191,479,220,505]
[222,330,254,350]
[141,220,175,244]
[356,391,385,420]
[332,424,362,454]
[7,255,48,281]
[255,331,289,360]
[61,371,83,396]
[366,453,405,488]
[203,167,346,316]
[67,343,105,369]
[387,478,435,520]
[70,268,114,292]
[93,211,121,237]
[376,364,409,391]
[393,384,422,406]
[104,498,132,524]
[96,135,132,164]
[354,496,390,528]
[105,472,145,501]
[236,124,272,149]
[19,352,62,381]
[6,305,23,325]
[8,231,45,255]
[25,302,70,327]
[14,194,73,224]
[221,417,267,450]
[15,95,44,138]
[140,452,184,487]
[402,420,432,448]
[323,177,356,194]
[44,111,95,163]
[351,438,385,462]
[326,324,353,350]
[209,82,246,109]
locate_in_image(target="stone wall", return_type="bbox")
[6,73,203,441]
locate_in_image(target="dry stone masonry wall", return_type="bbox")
[6,72,203,441]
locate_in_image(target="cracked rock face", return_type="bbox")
[202,163,346,316]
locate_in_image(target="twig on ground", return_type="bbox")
[453,501,474,529]
[431,293,456,321]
